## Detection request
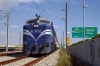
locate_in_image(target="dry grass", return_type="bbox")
[56,47,72,66]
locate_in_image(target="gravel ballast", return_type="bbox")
[33,49,60,66]
[0,49,60,66]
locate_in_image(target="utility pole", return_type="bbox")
[83,0,88,62]
[65,3,68,52]
[83,0,88,41]
[19,32,21,50]
[61,37,62,48]
[83,0,85,41]
[0,10,14,52]
[6,12,9,53]
[63,31,64,44]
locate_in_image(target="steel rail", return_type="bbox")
[0,55,28,65]
[24,49,58,66]
[0,51,22,56]
[23,54,48,66]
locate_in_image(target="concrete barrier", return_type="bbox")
[68,38,100,66]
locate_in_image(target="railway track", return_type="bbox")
[24,49,59,66]
[23,54,49,66]
[0,51,22,56]
[0,55,28,66]
[0,50,58,66]
[0,49,21,52]
[0,54,49,66]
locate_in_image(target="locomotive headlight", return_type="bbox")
[34,25,38,27]
[33,23,39,28]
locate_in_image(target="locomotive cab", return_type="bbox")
[23,17,57,55]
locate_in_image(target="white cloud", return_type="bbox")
[10,25,19,28]
[53,25,63,28]
[50,0,68,3]
[70,0,82,5]
[0,32,19,44]
[10,33,18,36]
[19,0,41,4]
[0,0,41,10]
[0,31,18,37]
[0,31,6,35]
[9,33,19,38]
[0,31,6,38]
[14,5,38,12]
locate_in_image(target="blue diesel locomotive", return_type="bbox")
[23,16,58,55]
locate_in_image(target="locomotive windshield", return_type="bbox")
[26,18,37,24]
[39,20,50,24]
[26,18,51,24]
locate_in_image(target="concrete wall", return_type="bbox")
[68,38,100,66]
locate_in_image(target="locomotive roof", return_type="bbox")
[26,18,52,24]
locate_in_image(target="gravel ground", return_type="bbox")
[0,53,27,62]
[33,49,60,66]
[0,56,16,62]
[4,57,37,66]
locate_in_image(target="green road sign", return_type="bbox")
[72,27,98,38]
[72,27,83,38]
[59,44,65,47]
[85,27,97,38]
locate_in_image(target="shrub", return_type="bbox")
[92,34,100,39]
[84,39,90,41]
[69,34,100,47]
[56,48,72,66]
[69,39,91,47]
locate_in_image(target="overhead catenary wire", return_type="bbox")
[0,26,6,30]
[0,20,7,25]
[0,12,22,36]
[0,0,26,21]
[0,30,20,44]
[44,10,65,20]
[0,15,6,20]
[0,14,4,17]
[0,5,23,41]
[39,1,48,19]
[0,1,25,47]
[9,16,23,26]
[14,12,26,20]
[0,1,23,40]
[59,0,71,14]
[34,0,43,17]
[67,0,71,14]
[0,27,19,35]
[0,11,23,26]
[0,19,21,36]
[0,15,23,28]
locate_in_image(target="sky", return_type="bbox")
[0,0,100,46]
